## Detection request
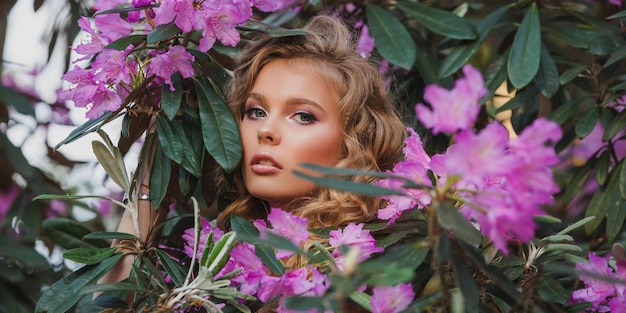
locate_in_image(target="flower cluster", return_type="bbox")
[376,64,563,254]
[571,252,626,312]
[182,208,415,313]
[57,0,295,119]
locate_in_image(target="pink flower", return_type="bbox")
[153,0,196,33]
[94,14,133,42]
[257,266,329,307]
[91,48,133,85]
[356,25,375,59]
[415,64,487,134]
[571,253,626,312]
[225,242,269,296]
[265,208,309,259]
[432,123,511,186]
[370,283,414,313]
[148,45,195,91]
[375,128,432,224]
[92,0,128,10]
[252,0,296,12]
[74,17,108,61]
[329,223,383,270]
[182,217,225,259]
[84,86,124,119]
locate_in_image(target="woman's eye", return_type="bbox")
[244,107,266,119]
[293,112,317,124]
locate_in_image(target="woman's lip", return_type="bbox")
[250,152,283,174]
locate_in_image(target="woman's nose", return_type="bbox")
[257,123,280,145]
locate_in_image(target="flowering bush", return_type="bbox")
[2,0,626,312]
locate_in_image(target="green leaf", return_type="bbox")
[608,10,626,19]
[557,216,595,236]
[438,5,509,78]
[376,230,411,248]
[105,34,147,51]
[54,112,113,149]
[230,215,261,243]
[508,3,541,89]
[602,109,626,141]
[397,0,478,40]
[0,237,49,269]
[606,162,626,242]
[565,8,622,39]
[63,247,118,265]
[547,27,590,50]
[81,282,145,295]
[150,143,171,208]
[395,243,429,269]
[604,44,626,68]
[0,84,35,116]
[35,254,122,313]
[293,170,405,196]
[563,158,594,205]
[255,243,284,275]
[575,106,599,139]
[451,256,479,312]
[199,232,215,271]
[495,85,538,113]
[194,78,242,172]
[92,140,130,192]
[161,74,182,121]
[42,218,107,249]
[263,232,305,255]
[437,202,482,247]
[596,150,610,186]
[537,276,569,305]
[585,161,624,235]
[488,293,512,313]
[546,97,586,125]
[366,4,417,70]
[156,114,183,164]
[82,232,137,240]
[205,231,238,276]
[154,249,187,286]
[349,291,372,311]
[534,43,560,98]
[0,132,34,179]
[156,114,202,176]
[147,22,181,44]
[239,19,309,37]
[559,65,587,85]
[364,264,415,286]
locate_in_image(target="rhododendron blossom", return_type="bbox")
[370,283,415,313]
[377,64,562,254]
[182,217,225,259]
[375,128,432,224]
[263,208,309,259]
[571,252,626,312]
[60,0,296,119]
[415,64,487,134]
[329,222,383,271]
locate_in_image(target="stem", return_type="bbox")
[183,198,201,287]
[128,200,142,239]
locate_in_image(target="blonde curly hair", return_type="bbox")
[216,14,407,230]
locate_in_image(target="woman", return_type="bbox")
[101,14,407,304]
[216,14,407,230]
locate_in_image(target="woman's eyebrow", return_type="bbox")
[285,98,326,113]
[247,92,265,103]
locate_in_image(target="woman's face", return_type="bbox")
[240,58,344,208]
